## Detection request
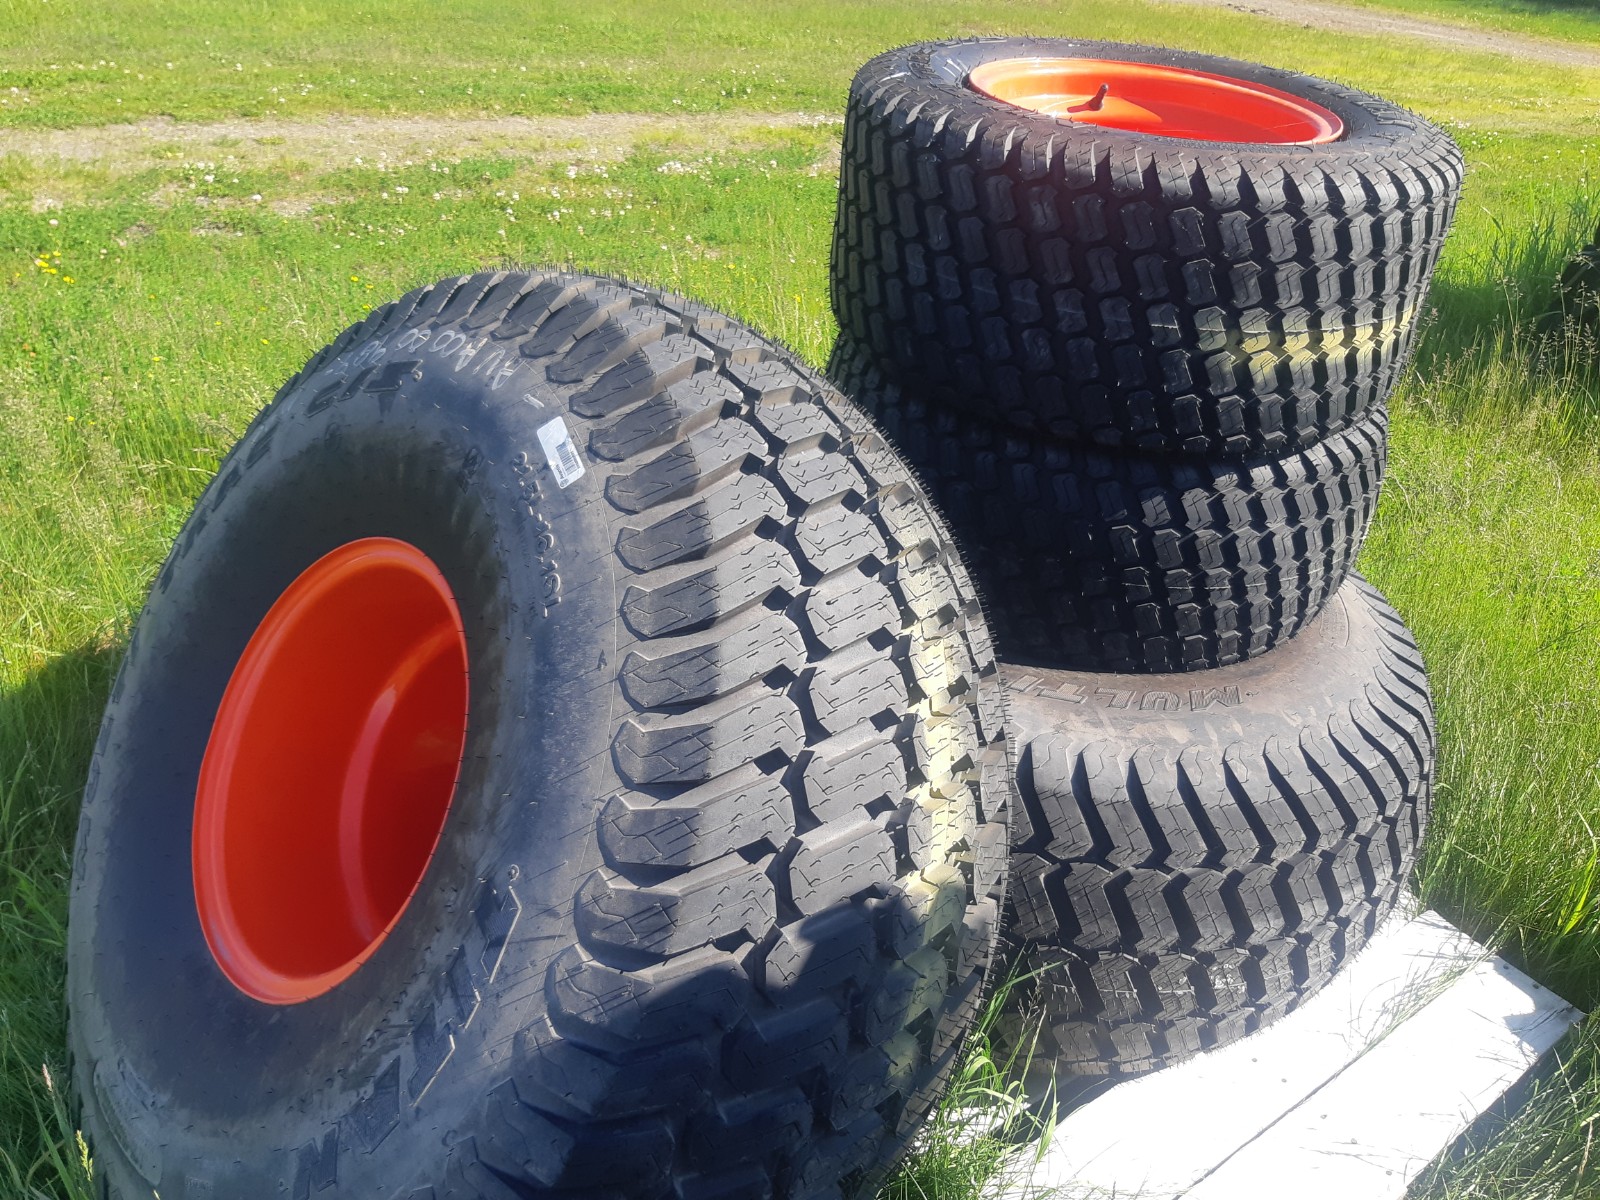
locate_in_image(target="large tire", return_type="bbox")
[829,343,1385,674]
[997,576,1432,1079]
[1542,221,1600,338]
[68,272,1011,1200]
[831,38,1463,458]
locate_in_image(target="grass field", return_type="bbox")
[2,0,1598,1196]
[1345,0,1600,45]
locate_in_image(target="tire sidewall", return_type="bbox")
[68,293,617,1193]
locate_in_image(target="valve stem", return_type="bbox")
[1070,83,1111,113]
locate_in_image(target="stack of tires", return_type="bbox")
[66,38,1466,1200]
[829,39,1463,1079]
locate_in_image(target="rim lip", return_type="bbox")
[191,536,469,1006]
[965,56,1345,146]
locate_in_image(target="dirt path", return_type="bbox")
[1159,0,1600,68]
[0,110,838,172]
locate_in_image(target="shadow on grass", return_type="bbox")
[0,640,120,1200]
[1410,190,1600,443]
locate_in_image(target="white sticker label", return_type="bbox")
[536,417,586,489]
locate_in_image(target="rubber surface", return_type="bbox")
[1542,221,1600,338]
[68,271,1011,1200]
[998,577,1433,1078]
[829,343,1385,674]
[831,37,1463,458]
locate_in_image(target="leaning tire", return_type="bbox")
[831,38,1463,457]
[1542,222,1600,337]
[999,576,1432,1077]
[68,272,1011,1199]
[830,343,1385,674]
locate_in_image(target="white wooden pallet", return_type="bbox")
[985,907,1582,1199]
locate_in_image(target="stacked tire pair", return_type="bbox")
[69,272,1012,1198]
[829,38,1462,1077]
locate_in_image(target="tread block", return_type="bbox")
[788,816,897,916]
[617,473,788,572]
[776,446,865,506]
[686,1086,814,1169]
[723,997,850,1089]
[476,1082,674,1191]
[801,730,904,825]
[792,501,889,576]
[606,420,768,514]
[613,686,804,786]
[820,1045,901,1127]
[554,310,673,386]
[523,285,635,359]
[800,569,903,652]
[494,277,588,342]
[515,1024,713,1121]
[860,946,949,1043]
[577,856,777,957]
[620,606,806,708]
[971,819,1009,903]
[548,945,751,1051]
[589,372,742,461]
[807,642,906,734]
[764,904,880,996]
[879,863,967,958]
[621,537,801,639]
[955,895,1001,978]
[600,765,793,870]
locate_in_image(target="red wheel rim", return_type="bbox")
[193,537,470,1004]
[967,57,1344,144]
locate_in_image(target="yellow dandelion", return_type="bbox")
[260,338,270,345]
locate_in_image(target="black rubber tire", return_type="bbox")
[998,576,1433,1079]
[829,342,1385,674]
[831,37,1463,458]
[1541,222,1600,338]
[67,272,1012,1200]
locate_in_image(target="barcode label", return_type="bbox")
[536,417,586,489]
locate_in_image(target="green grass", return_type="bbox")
[2,0,1600,1196]
[1339,0,1600,46]
[0,0,1597,135]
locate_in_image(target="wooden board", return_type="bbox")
[988,908,1580,1199]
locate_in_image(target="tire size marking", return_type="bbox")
[395,325,522,391]
[343,337,391,373]
[511,450,563,614]
[1009,673,1242,712]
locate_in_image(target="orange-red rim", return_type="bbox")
[967,57,1344,144]
[193,537,469,1004]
